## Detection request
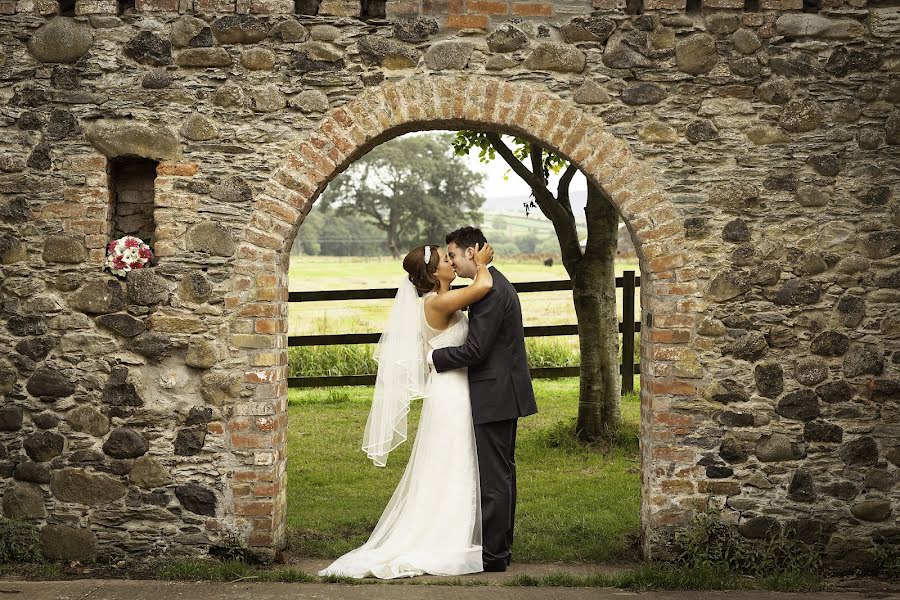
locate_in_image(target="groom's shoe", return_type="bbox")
[506,554,512,566]
[483,558,507,572]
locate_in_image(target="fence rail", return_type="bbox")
[288,272,641,394]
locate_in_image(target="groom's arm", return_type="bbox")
[432,287,505,373]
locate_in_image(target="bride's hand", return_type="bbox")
[474,242,493,267]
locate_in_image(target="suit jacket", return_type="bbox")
[432,266,538,425]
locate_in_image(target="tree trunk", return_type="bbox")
[572,182,621,441]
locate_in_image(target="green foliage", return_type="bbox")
[323,133,486,256]
[525,338,579,368]
[875,542,900,580]
[0,518,43,563]
[288,345,377,377]
[452,131,569,178]
[291,209,386,257]
[672,509,822,578]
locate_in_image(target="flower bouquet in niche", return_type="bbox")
[105,235,153,277]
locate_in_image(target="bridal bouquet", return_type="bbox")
[105,235,153,277]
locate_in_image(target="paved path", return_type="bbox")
[3,578,900,600]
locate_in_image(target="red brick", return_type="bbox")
[231,433,272,449]
[156,162,198,177]
[649,329,691,344]
[233,471,258,482]
[234,500,274,516]
[699,480,742,495]
[447,13,489,28]
[510,1,551,16]
[469,0,508,12]
[652,380,697,397]
[254,319,282,334]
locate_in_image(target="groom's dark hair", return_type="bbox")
[446,226,487,250]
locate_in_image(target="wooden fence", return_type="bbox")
[288,271,640,394]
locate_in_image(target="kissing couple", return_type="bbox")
[318,226,538,579]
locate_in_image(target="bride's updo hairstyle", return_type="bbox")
[403,245,439,296]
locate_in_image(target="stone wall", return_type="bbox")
[0,0,898,573]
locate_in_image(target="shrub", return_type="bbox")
[0,518,43,563]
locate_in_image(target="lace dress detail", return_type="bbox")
[318,294,482,579]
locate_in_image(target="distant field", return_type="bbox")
[288,256,641,336]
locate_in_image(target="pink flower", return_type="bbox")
[107,240,117,253]
[129,261,143,269]
[138,247,152,259]
[124,237,140,249]
[113,256,126,269]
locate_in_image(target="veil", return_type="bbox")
[361,276,429,467]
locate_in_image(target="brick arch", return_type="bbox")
[226,74,700,560]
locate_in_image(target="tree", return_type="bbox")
[453,131,622,442]
[322,133,486,258]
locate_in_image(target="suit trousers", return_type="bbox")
[474,418,518,565]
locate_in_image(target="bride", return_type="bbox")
[317,242,495,579]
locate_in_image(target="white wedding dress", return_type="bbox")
[318,295,483,579]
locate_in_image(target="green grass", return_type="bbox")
[286,379,641,563]
[288,257,640,336]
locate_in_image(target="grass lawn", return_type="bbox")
[287,257,641,335]
[285,378,641,564]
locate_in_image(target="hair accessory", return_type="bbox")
[424,246,431,264]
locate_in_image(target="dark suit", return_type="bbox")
[432,266,537,566]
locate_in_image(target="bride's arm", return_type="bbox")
[425,244,493,319]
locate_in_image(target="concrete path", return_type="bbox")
[4,579,900,600]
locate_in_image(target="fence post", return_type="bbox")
[621,270,635,395]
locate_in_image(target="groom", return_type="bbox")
[428,226,537,573]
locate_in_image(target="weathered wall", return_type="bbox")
[0,0,898,572]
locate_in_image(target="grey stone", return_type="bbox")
[176,48,232,68]
[787,468,815,502]
[23,431,64,462]
[186,338,218,369]
[525,42,586,73]
[180,114,219,141]
[676,33,718,75]
[2,483,46,520]
[795,185,829,207]
[42,234,86,264]
[70,279,126,315]
[730,57,761,78]
[240,48,276,71]
[45,109,78,141]
[603,31,654,70]
[840,436,878,466]
[291,44,345,72]
[249,84,287,113]
[851,500,892,522]
[864,469,896,491]
[739,516,781,539]
[775,14,866,39]
[142,69,172,90]
[720,411,754,427]
[174,427,206,456]
[722,219,750,242]
[795,356,828,386]
[186,407,213,426]
[887,111,900,145]
[732,28,761,55]
[573,80,609,105]
[804,420,843,443]
[710,379,750,404]
[27,18,93,63]
[720,437,747,464]
[486,23,528,53]
[686,119,719,143]
[130,456,172,489]
[309,24,340,42]
[31,413,59,429]
[707,270,750,301]
[175,483,216,516]
[825,46,881,77]
[126,269,169,306]
[41,525,98,562]
[14,462,50,484]
[705,13,740,35]
[178,273,213,304]
[201,371,242,405]
[358,36,419,69]
[210,176,253,203]
[560,16,615,43]
[772,279,821,306]
[857,186,891,207]
[186,222,237,257]
[124,32,172,67]
[211,16,268,45]
[83,120,181,161]
[26,367,75,399]
[212,82,247,107]
[131,333,173,362]
[776,390,820,421]
[394,17,439,43]
[269,19,309,43]
[756,433,804,462]
[171,16,208,48]
[811,331,850,357]
[0,406,23,431]
[6,316,47,337]
[67,405,110,437]
[843,343,884,377]
[27,142,51,171]
[779,99,824,133]
[102,427,149,459]
[103,367,143,407]
[755,363,784,398]
[808,153,840,177]
[765,171,798,191]
[757,77,793,105]
[730,331,768,362]
[620,82,667,106]
[424,41,474,71]
[51,468,127,505]
[290,89,330,113]
[95,313,146,338]
[861,230,900,259]
[816,380,854,403]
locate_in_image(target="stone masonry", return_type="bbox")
[0,0,898,574]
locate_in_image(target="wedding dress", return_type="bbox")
[318,293,483,579]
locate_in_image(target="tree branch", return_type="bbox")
[556,163,578,219]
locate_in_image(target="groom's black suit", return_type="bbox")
[431,266,537,568]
